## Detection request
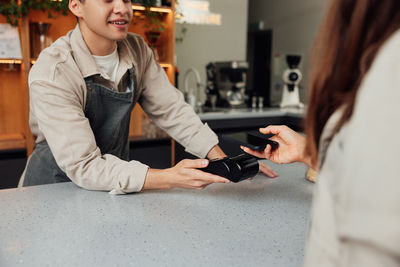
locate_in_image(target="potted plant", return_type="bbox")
[132,0,168,60]
[174,0,187,43]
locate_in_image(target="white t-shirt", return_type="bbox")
[93,48,119,82]
[93,48,132,92]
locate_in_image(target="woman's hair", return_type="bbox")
[305,0,400,166]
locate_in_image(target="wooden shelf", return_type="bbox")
[159,63,173,68]
[0,59,22,64]
[131,5,172,14]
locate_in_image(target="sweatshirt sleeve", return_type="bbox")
[138,43,218,158]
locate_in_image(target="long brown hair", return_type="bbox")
[306,0,400,166]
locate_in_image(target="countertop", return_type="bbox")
[197,107,305,121]
[0,161,313,267]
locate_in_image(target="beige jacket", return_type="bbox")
[20,25,218,194]
[304,30,400,266]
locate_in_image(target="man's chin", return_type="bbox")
[113,32,128,41]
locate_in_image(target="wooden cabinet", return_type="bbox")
[0,15,30,152]
[0,3,175,155]
[128,4,176,138]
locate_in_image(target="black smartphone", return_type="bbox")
[220,131,279,151]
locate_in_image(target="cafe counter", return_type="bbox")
[0,161,313,267]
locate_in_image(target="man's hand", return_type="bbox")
[206,145,227,160]
[142,159,230,190]
[259,162,278,178]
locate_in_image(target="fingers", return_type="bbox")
[190,179,222,190]
[259,162,278,178]
[240,146,266,158]
[188,168,230,184]
[259,125,285,135]
[262,144,278,163]
[204,174,231,184]
[259,125,295,141]
[264,144,272,159]
[176,159,230,188]
[179,158,209,168]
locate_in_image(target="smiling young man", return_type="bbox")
[19,0,236,193]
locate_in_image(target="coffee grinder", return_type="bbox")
[280,55,304,108]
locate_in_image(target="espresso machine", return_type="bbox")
[205,61,249,108]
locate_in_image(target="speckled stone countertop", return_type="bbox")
[0,161,313,267]
[197,107,305,121]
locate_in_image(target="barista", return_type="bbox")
[19,0,237,193]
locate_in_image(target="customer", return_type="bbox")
[242,0,400,265]
[19,0,276,193]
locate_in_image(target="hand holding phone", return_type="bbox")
[221,131,279,151]
[247,131,279,150]
[242,125,311,167]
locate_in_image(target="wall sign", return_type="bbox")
[0,24,22,59]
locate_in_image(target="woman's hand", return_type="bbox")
[143,159,230,190]
[241,125,310,166]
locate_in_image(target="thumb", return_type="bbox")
[260,125,285,135]
[181,159,209,168]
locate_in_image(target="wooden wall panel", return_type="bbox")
[0,15,27,149]
[0,66,25,135]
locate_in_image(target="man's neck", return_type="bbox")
[79,23,117,56]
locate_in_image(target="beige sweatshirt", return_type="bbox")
[20,25,218,194]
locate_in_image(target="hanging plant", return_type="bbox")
[174,0,187,43]
[0,0,69,27]
[23,0,69,17]
[132,0,168,53]
[0,0,21,26]
[132,0,167,33]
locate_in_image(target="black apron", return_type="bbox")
[23,67,138,186]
